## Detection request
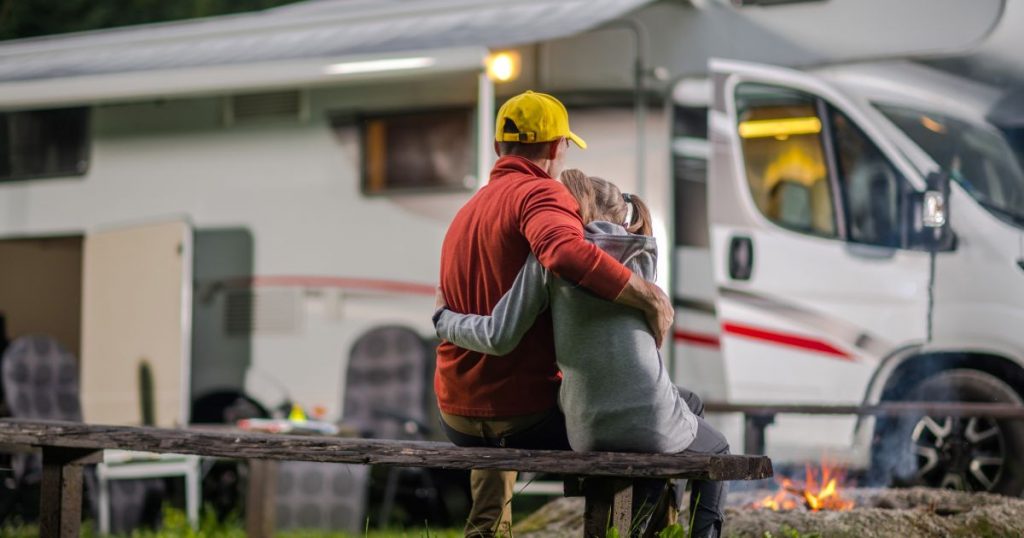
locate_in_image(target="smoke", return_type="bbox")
[865,356,957,488]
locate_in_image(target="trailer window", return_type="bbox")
[735,84,836,238]
[358,108,474,195]
[673,105,709,248]
[0,107,89,183]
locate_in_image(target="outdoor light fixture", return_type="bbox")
[486,51,521,83]
[323,57,436,76]
[738,117,822,139]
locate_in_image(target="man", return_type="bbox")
[435,91,673,537]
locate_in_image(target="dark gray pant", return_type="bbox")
[635,387,729,538]
[678,386,729,537]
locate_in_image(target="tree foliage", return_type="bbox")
[0,0,304,41]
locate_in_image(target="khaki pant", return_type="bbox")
[466,469,516,537]
[441,410,563,537]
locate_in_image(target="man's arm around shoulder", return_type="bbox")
[519,180,630,299]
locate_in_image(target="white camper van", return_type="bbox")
[672,60,1024,494]
[0,0,1023,500]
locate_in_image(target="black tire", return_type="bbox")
[873,369,1024,495]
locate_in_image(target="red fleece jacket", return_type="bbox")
[435,156,633,417]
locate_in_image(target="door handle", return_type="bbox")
[729,236,754,281]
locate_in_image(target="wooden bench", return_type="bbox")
[0,419,772,537]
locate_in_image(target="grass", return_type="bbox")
[0,506,462,538]
[0,507,834,538]
[0,495,830,538]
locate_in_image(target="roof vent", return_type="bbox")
[226,90,307,125]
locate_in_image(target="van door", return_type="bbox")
[80,219,192,427]
[707,60,932,457]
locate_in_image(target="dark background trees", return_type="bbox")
[0,0,303,41]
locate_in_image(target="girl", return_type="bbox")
[434,169,729,538]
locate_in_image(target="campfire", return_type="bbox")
[754,462,855,512]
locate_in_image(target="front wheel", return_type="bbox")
[873,369,1024,495]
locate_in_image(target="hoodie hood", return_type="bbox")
[584,221,658,281]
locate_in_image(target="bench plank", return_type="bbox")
[0,420,772,481]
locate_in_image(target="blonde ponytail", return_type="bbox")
[623,193,653,237]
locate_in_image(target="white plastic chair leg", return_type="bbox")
[97,465,111,535]
[185,457,200,530]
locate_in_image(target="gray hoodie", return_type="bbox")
[436,221,698,453]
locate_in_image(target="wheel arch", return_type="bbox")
[867,347,1024,405]
[852,345,1024,460]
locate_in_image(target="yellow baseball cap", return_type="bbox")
[495,90,587,149]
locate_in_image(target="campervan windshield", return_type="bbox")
[876,104,1024,228]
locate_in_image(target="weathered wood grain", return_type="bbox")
[246,460,278,538]
[39,447,102,538]
[0,420,772,481]
[582,478,632,538]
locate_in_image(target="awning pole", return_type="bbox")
[477,69,496,188]
[594,19,648,197]
[633,31,646,199]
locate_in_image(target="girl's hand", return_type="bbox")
[434,286,447,311]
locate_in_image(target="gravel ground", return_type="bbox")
[513,487,1024,537]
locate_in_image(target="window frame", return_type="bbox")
[348,105,477,197]
[733,83,840,240]
[733,82,918,250]
[816,98,849,240]
[0,106,91,184]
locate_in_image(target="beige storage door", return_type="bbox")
[80,220,192,427]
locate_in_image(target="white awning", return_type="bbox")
[0,0,653,109]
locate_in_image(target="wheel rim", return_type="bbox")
[911,415,1006,491]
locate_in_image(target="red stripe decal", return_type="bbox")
[673,329,721,348]
[721,322,853,360]
[228,275,435,296]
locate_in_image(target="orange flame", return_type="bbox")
[753,462,854,512]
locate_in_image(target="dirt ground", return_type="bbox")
[513,487,1024,537]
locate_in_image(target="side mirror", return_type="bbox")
[909,171,955,251]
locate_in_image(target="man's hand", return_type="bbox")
[614,273,674,348]
[434,286,447,311]
[643,286,674,348]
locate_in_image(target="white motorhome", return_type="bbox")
[672,60,1024,495]
[1,0,1023,497]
